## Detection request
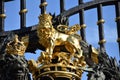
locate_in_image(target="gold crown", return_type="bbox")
[28,51,86,80]
[39,14,52,22]
[6,35,26,56]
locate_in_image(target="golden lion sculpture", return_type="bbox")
[37,13,83,60]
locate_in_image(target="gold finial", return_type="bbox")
[6,35,26,56]
[40,2,48,8]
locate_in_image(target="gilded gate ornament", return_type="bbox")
[2,34,31,80]
[28,13,87,80]
[37,13,83,59]
[6,35,26,56]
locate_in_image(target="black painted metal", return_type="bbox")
[20,0,27,28]
[115,1,120,56]
[0,0,120,80]
[78,0,86,42]
[4,0,13,2]
[0,0,5,32]
[60,0,65,13]
[97,4,106,53]
[0,0,119,53]
[40,0,47,14]
[61,0,116,17]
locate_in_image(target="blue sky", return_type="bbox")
[4,0,119,80]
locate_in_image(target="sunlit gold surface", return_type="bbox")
[19,9,28,14]
[98,39,106,44]
[97,19,105,25]
[21,35,29,48]
[81,24,86,28]
[5,35,26,56]
[91,46,99,64]
[28,13,87,80]
[0,14,6,18]
[37,14,82,57]
[40,2,48,8]
[117,38,120,42]
[115,16,120,22]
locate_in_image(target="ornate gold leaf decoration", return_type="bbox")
[6,35,26,56]
[29,13,87,80]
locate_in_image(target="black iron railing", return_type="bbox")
[0,0,120,56]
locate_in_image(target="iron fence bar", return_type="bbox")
[60,0,65,13]
[97,4,106,53]
[19,0,27,29]
[0,0,6,32]
[78,0,86,42]
[40,0,47,14]
[61,0,116,17]
[115,1,120,56]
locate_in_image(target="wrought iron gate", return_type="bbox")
[0,0,120,80]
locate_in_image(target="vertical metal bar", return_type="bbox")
[60,0,65,13]
[97,4,106,53]
[40,0,47,14]
[78,0,86,42]
[60,0,69,26]
[19,0,27,29]
[0,0,6,32]
[115,1,120,56]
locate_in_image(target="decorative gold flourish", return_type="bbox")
[57,24,81,34]
[27,13,99,80]
[28,59,38,78]
[91,46,99,64]
[27,13,87,80]
[37,13,82,58]
[29,51,86,79]
[6,35,26,56]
